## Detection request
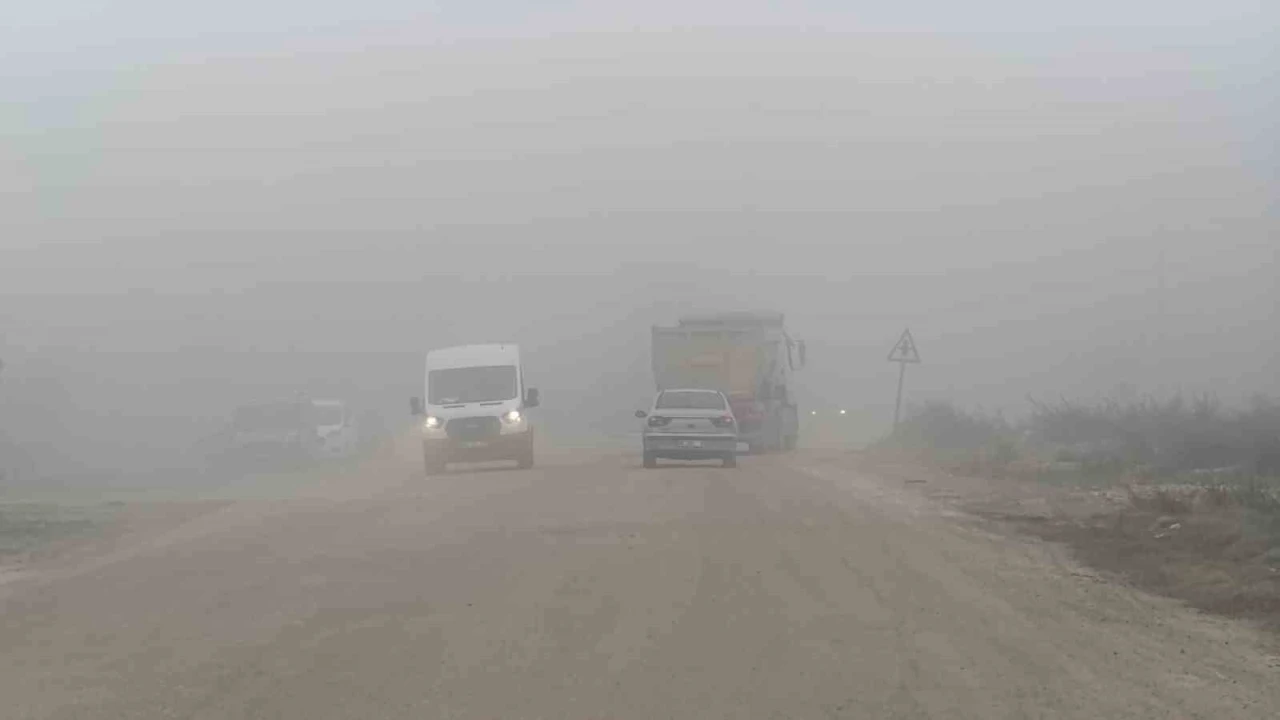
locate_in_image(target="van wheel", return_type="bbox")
[516,432,534,469]
[643,452,657,469]
[423,447,446,475]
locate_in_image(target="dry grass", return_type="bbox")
[0,502,118,560]
[1012,500,1280,627]
[871,394,1280,630]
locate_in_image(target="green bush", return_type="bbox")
[882,401,1024,475]
[891,401,1011,453]
[1028,394,1280,476]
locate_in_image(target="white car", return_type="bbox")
[636,389,738,469]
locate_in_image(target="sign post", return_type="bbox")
[886,328,921,433]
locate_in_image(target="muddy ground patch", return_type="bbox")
[0,502,123,562]
[1003,491,1280,629]
[850,453,1280,631]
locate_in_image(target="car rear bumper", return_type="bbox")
[644,433,738,456]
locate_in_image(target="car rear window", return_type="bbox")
[656,391,726,410]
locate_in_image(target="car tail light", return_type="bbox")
[710,415,735,429]
[647,416,670,427]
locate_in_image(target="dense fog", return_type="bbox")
[2,3,1277,482]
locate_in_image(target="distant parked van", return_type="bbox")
[306,399,357,458]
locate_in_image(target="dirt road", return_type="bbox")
[2,442,1277,719]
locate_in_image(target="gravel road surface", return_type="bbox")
[2,443,1277,718]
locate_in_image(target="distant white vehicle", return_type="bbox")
[227,400,306,459]
[410,344,539,474]
[222,396,359,463]
[307,399,358,458]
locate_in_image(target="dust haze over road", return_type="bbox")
[2,1,1280,718]
[4,2,1279,475]
[3,442,1279,719]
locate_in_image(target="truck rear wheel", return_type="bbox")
[749,440,776,455]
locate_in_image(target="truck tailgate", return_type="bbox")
[651,327,761,396]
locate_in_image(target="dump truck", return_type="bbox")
[651,312,805,453]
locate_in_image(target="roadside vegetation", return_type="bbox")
[875,395,1280,627]
[886,394,1280,487]
[0,502,118,561]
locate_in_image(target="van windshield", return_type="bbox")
[429,366,518,404]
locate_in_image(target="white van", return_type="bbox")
[410,344,539,473]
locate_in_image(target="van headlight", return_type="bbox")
[501,410,521,425]
[423,416,442,430]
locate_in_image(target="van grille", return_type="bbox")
[445,416,501,441]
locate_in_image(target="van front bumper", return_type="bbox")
[425,431,532,463]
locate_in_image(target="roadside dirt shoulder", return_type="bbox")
[840,451,1280,634]
[0,500,230,594]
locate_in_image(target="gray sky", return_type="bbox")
[2,2,1277,472]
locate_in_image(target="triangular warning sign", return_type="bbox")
[887,328,921,363]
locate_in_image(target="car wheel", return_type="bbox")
[722,453,737,468]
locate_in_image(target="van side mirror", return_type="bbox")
[524,388,540,408]
[409,397,423,416]
[635,410,647,419]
